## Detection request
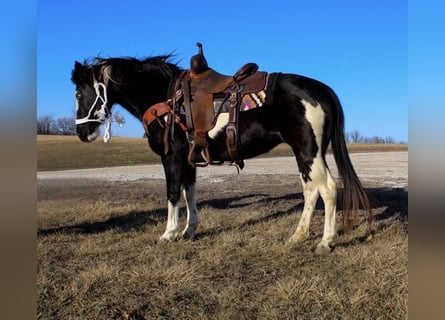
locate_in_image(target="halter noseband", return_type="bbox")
[75,80,113,143]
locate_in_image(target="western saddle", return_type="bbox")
[143,42,267,167]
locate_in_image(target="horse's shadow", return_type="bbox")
[37,187,407,239]
[37,209,166,237]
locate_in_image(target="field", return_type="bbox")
[37,136,408,319]
[37,135,407,171]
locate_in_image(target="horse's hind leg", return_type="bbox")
[289,155,337,254]
[312,158,337,254]
[289,176,319,243]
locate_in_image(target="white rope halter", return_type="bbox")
[75,80,112,143]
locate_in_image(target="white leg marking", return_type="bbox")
[316,168,337,253]
[289,176,319,243]
[290,100,338,253]
[208,113,229,139]
[310,156,337,254]
[160,200,180,241]
[182,184,198,239]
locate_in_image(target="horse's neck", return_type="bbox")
[110,72,175,121]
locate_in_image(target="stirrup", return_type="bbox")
[187,143,211,167]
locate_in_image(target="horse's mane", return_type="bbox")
[89,54,177,68]
[75,54,181,85]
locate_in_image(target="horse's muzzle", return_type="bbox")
[76,124,97,142]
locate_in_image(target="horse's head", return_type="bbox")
[71,61,112,142]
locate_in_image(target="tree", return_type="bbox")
[37,115,56,135]
[56,117,76,135]
[350,129,363,143]
[385,136,395,144]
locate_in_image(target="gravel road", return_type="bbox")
[38,152,408,188]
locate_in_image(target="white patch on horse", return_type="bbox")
[87,126,101,142]
[160,200,180,241]
[74,91,80,112]
[101,65,113,86]
[182,184,198,239]
[208,113,229,139]
[290,99,337,253]
[301,99,324,150]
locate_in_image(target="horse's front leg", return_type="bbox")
[160,182,198,241]
[160,199,180,242]
[182,183,198,239]
[159,157,182,242]
[159,152,198,242]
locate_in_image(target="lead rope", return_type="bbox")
[103,117,112,143]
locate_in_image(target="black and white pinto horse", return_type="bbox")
[72,55,372,254]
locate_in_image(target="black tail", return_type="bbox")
[329,90,373,229]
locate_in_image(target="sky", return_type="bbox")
[37,0,408,142]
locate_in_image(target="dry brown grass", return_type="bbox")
[37,172,408,319]
[37,135,158,171]
[37,135,407,171]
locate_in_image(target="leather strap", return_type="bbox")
[181,79,194,134]
[226,83,241,160]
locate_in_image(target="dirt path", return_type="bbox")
[38,151,408,188]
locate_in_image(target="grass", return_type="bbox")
[37,176,408,319]
[37,135,159,171]
[37,135,408,319]
[37,135,407,171]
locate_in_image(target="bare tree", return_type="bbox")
[385,136,395,144]
[37,115,56,135]
[56,117,76,135]
[366,135,385,144]
[350,129,363,143]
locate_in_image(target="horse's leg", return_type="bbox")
[160,198,180,242]
[289,175,319,243]
[286,98,337,253]
[310,157,338,254]
[289,156,337,254]
[182,183,198,239]
[159,158,182,242]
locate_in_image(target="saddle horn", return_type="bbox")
[190,42,209,74]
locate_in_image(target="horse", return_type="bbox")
[71,52,372,254]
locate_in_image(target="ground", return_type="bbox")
[37,152,408,319]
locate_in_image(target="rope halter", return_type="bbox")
[75,80,112,143]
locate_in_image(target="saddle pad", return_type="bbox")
[212,73,270,113]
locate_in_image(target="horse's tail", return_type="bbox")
[328,90,373,229]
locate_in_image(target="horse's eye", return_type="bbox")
[75,91,82,100]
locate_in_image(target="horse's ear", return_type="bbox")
[72,61,85,84]
[74,61,84,71]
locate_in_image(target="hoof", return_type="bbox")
[159,231,178,242]
[182,229,196,240]
[314,242,333,255]
[159,236,173,243]
[288,231,309,243]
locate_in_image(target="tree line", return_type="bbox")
[37,115,76,135]
[37,114,405,144]
[344,129,406,144]
[36,113,126,136]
